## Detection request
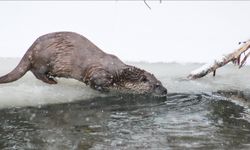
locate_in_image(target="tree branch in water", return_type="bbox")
[187,40,250,79]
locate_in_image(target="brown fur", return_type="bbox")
[0,32,167,95]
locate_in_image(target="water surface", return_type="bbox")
[0,58,250,149]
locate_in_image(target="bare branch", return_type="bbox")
[240,51,250,68]
[187,40,250,79]
[144,0,151,10]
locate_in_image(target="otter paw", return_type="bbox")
[94,85,109,93]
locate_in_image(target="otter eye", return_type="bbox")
[140,76,148,82]
[155,83,160,88]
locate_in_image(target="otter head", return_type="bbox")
[119,67,167,96]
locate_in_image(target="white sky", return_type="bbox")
[0,1,250,63]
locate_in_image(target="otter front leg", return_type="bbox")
[88,70,113,92]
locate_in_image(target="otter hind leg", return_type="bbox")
[32,72,57,84]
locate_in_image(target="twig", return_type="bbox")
[144,0,151,10]
[240,51,250,68]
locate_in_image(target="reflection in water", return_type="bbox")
[0,92,250,149]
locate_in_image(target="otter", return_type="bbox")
[0,32,167,96]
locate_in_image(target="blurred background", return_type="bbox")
[0,1,250,63]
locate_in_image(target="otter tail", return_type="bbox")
[0,53,31,83]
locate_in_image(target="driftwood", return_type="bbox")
[187,40,250,79]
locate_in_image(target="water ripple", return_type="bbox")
[0,92,249,149]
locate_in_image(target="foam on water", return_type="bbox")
[0,58,250,108]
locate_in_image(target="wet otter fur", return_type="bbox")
[0,32,167,96]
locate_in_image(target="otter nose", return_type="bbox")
[162,88,168,95]
[154,84,167,95]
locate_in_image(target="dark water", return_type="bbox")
[0,91,250,150]
[1,59,250,149]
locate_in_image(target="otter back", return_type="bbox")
[0,32,168,96]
